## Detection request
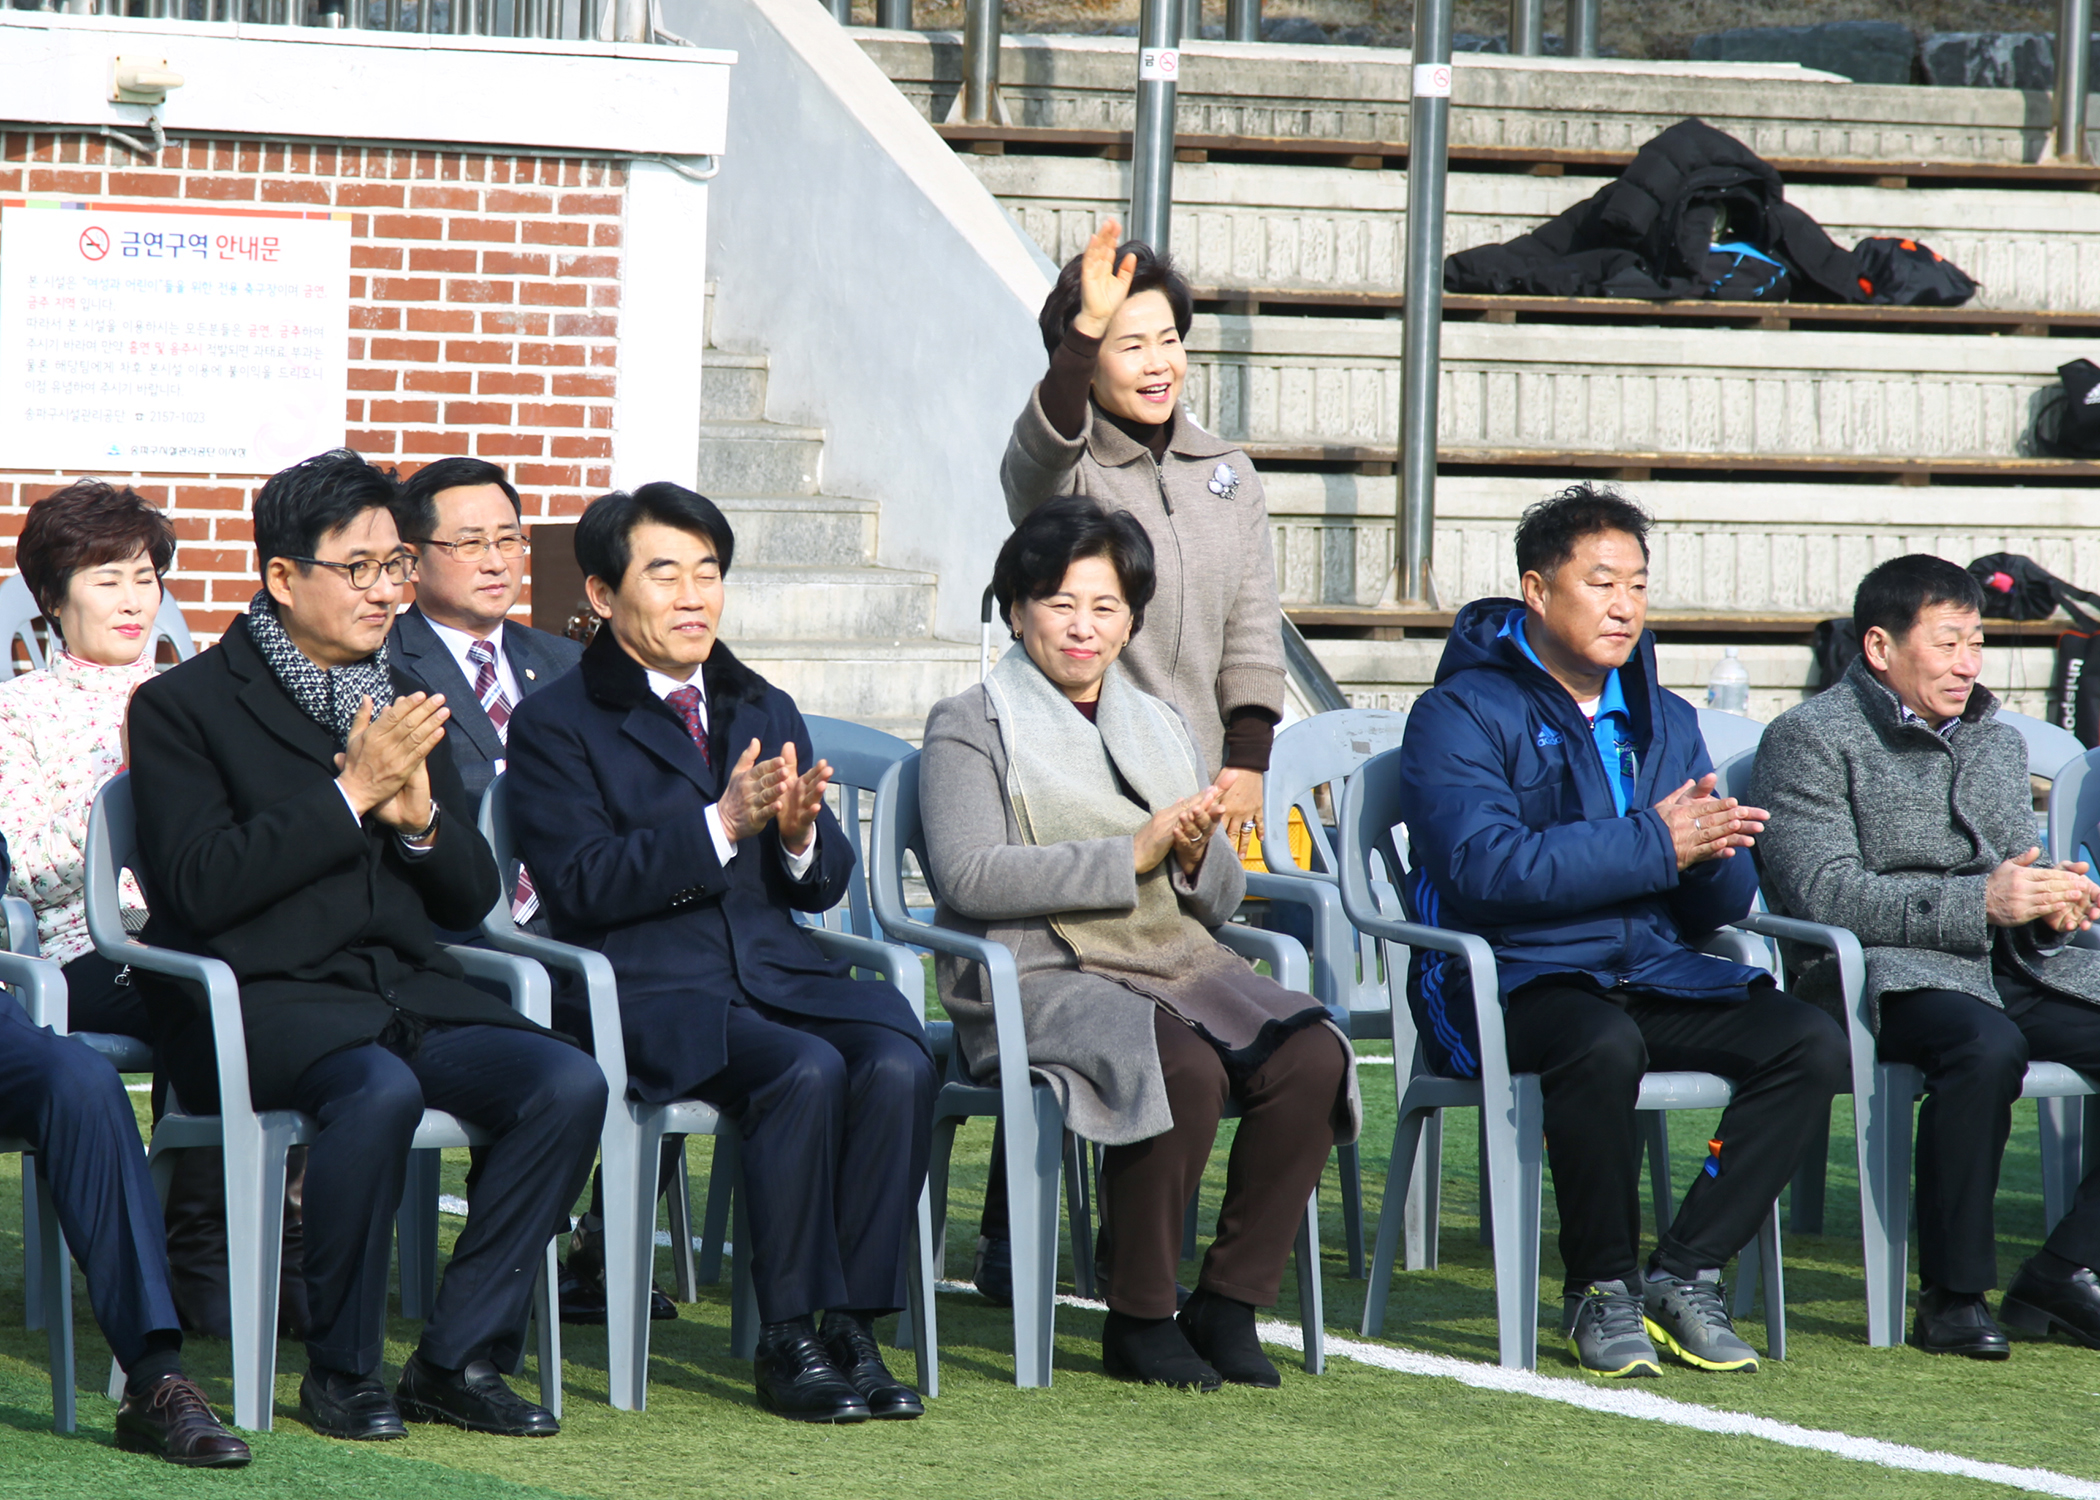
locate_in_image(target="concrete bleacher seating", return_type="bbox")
[853,30,2100,721]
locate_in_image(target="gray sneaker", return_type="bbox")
[1642,1269,1759,1372]
[1566,1279,1662,1378]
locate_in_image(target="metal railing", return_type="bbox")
[13,0,655,41]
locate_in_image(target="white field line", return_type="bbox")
[931,1280,2100,1500]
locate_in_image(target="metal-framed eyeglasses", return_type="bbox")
[415,534,529,563]
[290,553,419,590]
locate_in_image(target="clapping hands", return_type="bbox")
[1135,785,1227,877]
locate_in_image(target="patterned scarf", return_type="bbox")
[245,589,396,748]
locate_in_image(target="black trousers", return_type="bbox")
[0,991,181,1369]
[688,999,936,1324]
[1504,980,1849,1291]
[1878,966,2100,1294]
[61,950,154,1044]
[291,1024,605,1377]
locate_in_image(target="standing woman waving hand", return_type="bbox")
[1002,219,1286,846]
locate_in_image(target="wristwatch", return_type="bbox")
[400,803,442,847]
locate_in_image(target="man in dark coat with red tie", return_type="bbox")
[505,482,935,1424]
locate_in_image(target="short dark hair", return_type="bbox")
[992,495,1157,635]
[1854,554,1985,643]
[1037,239,1194,355]
[575,482,735,590]
[1513,482,1653,579]
[16,479,177,617]
[253,449,400,575]
[394,457,521,543]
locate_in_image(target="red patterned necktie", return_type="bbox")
[468,639,538,924]
[665,684,712,768]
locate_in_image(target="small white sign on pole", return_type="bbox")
[0,202,350,475]
[1139,47,1180,82]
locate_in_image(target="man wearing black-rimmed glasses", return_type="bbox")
[127,448,605,1443]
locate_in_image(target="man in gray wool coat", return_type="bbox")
[1756,554,2100,1361]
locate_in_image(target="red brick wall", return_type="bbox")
[0,129,627,639]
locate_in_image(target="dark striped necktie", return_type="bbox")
[467,639,537,924]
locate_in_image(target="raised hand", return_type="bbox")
[775,740,834,857]
[335,693,449,825]
[1652,773,1768,871]
[718,738,786,844]
[1070,218,1137,342]
[1172,786,1225,878]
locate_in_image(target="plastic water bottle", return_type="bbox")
[1706,646,1750,715]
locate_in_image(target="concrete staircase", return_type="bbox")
[700,321,978,739]
[850,32,2100,721]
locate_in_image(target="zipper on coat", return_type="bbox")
[1150,453,1187,680]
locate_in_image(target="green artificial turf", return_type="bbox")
[2,1053,2096,1500]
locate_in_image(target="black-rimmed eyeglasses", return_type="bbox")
[415,535,528,562]
[290,553,418,590]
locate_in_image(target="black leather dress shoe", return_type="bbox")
[819,1311,925,1420]
[114,1373,252,1467]
[557,1256,677,1324]
[754,1321,872,1423]
[1911,1286,2012,1360]
[2002,1258,2100,1348]
[1101,1309,1222,1391]
[300,1367,408,1440]
[396,1353,559,1436]
[1178,1288,1281,1388]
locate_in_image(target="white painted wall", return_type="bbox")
[615,162,711,490]
[0,11,732,155]
[658,0,1053,642]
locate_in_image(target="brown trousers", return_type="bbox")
[1098,1011,1346,1319]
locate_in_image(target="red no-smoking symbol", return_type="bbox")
[79,227,111,261]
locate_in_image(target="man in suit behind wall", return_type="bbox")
[387,457,582,813]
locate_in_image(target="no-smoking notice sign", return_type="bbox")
[0,201,350,474]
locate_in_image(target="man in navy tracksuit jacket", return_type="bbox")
[1397,484,1846,1379]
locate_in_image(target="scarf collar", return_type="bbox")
[243,589,397,748]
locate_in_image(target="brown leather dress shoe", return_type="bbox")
[115,1374,252,1468]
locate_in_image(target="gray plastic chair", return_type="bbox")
[1694,704,1764,767]
[2001,708,2085,783]
[0,572,198,676]
[1339,747,1787,1368]
[0,937,82,1431]
[87,773,565,1431]
[1726,740,2098,1348]
[478,770,938,1412]
[1257,709,1409,1278]
[676,717,926,1301]
[873,750,1331,1387]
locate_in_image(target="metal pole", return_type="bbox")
[876,0,909,28]
[962,0,1000,122]
[2057,0,2093,163]
[1179,0,1199,40]
[1129,0,1181,255]
[826,0,849,22]
[614,0,644,39]
[1396,0,1451,607]
[1566,0,1597,57]
[1226,0,1256,43]
[1508,0,1541,55]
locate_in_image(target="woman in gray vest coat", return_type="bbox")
[921,496,1357,1392]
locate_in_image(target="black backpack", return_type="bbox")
[1967,553,2100,746]
[1852,237,1978,307]
[1811,618,1861,691]
[2034,359,2100,458]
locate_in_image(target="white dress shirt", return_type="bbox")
[643,665,817,879]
